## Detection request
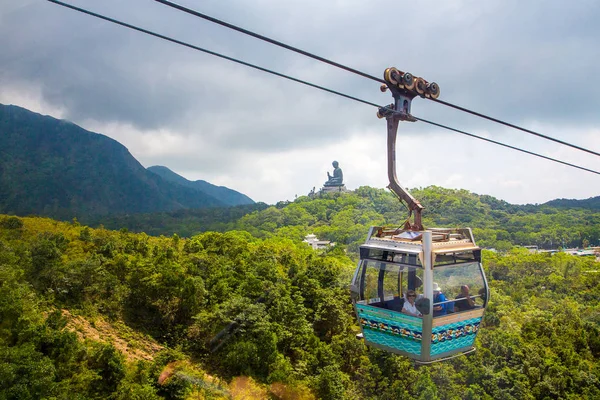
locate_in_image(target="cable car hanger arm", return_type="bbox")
[377,67,436,231]
[386,116,424,231]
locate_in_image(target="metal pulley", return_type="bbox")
[382,67,440,99]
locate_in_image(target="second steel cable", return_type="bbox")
[46,0,600,177]
[154,0,600,158]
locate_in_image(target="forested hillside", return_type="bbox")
[99,186,600,251]
[148,166,255,206]
[1,214,599,399]
[544,196,600,211]
[0,104,255,220]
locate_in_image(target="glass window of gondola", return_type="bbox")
[432,260,487,316]
[355,259,424,311]
[434,249,481,266]
[359,246,422,267]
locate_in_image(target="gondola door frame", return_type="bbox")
[421,230,433,362]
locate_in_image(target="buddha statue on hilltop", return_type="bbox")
[324,161,343,187]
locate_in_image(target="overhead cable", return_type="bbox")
[46,0,379,109]
[414,116,600,176]
[154,0,600,158]
[47,0,600,176]
[153,0,385,84]
[430,98,600,157]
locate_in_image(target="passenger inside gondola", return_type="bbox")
[455,285,476,311]
[402,290,422,317]
[357,253,425,314]
[432,255,487,316]
[432,283,447,316]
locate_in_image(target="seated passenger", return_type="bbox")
[402,290,422,317]
[432,282,447,317]
[455,285,475,311]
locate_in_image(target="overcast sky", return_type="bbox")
[1,0,600,205]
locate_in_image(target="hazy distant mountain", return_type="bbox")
[0,104,225,220]
[148,165,254,206]
[543,196,600,211]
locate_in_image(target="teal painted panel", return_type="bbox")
[356,304,422,355]
[430,317,481,356]
[431,335,476,356]
[363,328,422,355]
[356,304,423,328]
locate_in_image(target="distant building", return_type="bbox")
[564,248,597,257]
[537,247,598,258]
[523,245,539,253]
[303,234,334,250]
[538,249,559,255]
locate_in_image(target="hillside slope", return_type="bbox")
[0,104,224,220]
[148,165,254,206]
[95,186,600,250]
[544,196,600,211]
[1,214,599,399]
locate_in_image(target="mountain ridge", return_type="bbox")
[543,196,600,210]
[0,104,254,221]
[147,165,254,206]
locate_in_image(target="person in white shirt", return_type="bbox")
[402,289,422,317]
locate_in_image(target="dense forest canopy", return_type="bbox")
[1,209,599,399]
[98,186,600,252]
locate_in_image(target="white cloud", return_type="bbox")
[0,87,66,120]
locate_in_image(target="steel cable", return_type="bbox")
[47,0,600,176]
[154,0,600,158]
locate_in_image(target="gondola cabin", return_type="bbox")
[350,227,489,363]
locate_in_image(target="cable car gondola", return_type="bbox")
[350,227,489,363]
[350,69,489,363]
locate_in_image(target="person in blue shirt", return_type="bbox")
[432,282,447,317]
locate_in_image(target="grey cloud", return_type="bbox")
[1,0,600,157]
[291,0,600,127]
